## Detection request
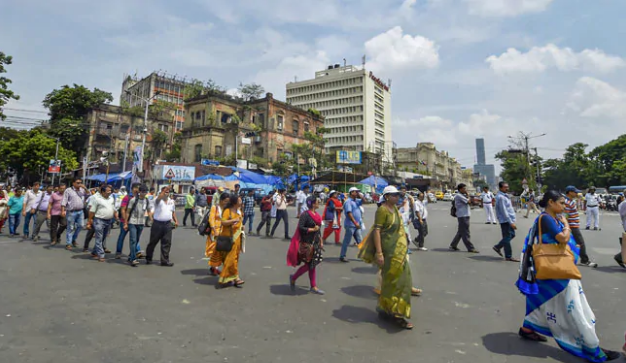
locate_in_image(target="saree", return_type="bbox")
[517,214,606,362]
[359,205,412,319]
[211,208,243,284]
[204,205,222,265]
[287,211,323,268]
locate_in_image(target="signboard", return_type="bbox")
[48,159,61,173]
[236,159,248,170]
[201,159,220,166]
[241,137,251,145]
[248,163,258,170]
[336,151,362,165]
[160,166,195,181]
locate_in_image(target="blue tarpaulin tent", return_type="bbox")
[359,176,388,193]
[194,174,225,182]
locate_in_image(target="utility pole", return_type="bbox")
[51,137,60,185]
[124,90,160,181]
[533,147,541,191]
[509,132,546,189]
[122,132,129,172]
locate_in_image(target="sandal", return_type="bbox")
[394,317,414,330]
[234,279,245,288]
[411,287,422,296]
[518,327,547,342]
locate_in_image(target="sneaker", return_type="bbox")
[115,253,122,259]
[104,248,112,254]
[339,257,349,263]
[580,261,599,268]
[130,260,139,267]
[82,248,89,253]
[417,247,428,251]
[310,287,325,295]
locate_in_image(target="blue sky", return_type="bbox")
[3,0,626,170]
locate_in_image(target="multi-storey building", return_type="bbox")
[473,138,496,189]
[285,64,393,163]
[121,71,191,131]
[83,104,175,168]
[395,142,466,190]
[180,92,324,165]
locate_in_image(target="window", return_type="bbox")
[304,122,309,133]
[176,121,183,130]
[195,112,201,120]
[201,110,206,126]
[194,144,202,162]
[277,115,284,131]
[215,145,223,156]
[292,120,299,136]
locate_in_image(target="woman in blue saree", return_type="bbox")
[516,190,620,362]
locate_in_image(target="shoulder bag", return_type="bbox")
[216,209,234,252]
[197,206,212,236]
[532,215,581,280]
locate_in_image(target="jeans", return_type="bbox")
[495,222,515,258]
[183,208,195,226]
[9,213,20,235]
[32,211,48,239]
[23,210,35,237]
[92,218,112,258]
[66,210,84,246]
[415,219,429,248]
[116,227,128,254]
[127,224,144,262]
[256,211,272,235]
[271,209,289,238]
[450,217,475,251]
[243,213,255,233]
[146,220,173,264]
[340,225,363,259]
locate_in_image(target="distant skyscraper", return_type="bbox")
[476,138,486,165]
[474,138,496,189]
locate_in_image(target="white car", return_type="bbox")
[442,193,453,201]
[427,192,437,203]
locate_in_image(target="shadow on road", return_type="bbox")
[193,277,218,286]
[269,284,308,296]
[468,255,504,263]
[341,285,377,300]
[482,332,576,363]
[180,268,209,276]
[331,305,404,334]
[594,265,626,274]
[351,266,378,274]
[430,248,453,253]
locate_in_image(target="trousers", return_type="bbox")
[256,211,272,236]
[271,210,289,238]
[146,220,173,263]
[495,222,515,258]
[484,204,496,223]
[571,228,590,263]
[586,206,599,228]
[450,217,475,251]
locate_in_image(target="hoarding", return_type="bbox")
[336,150,362,164]
[48,159,61,173]
[160,166,195,181]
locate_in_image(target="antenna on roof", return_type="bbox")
[343,58,346,67]
[362,55,366,68]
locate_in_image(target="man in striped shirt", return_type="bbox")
[565,185,597,268]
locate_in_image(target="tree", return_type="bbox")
[0,52,20,120]
[42,84,113,156]
[495,149,528,192]
[238,82,265,102]
[42,84,113,121]
[164,132,182,161]
[0,128,78,180]
[149,100,177,119]
[150,129,169,160]
[183,79,225,100]
[588,134,626,187]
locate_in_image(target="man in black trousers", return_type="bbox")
[146,186,178,267]
[449,183,479,253]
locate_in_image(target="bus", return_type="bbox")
[608,185,626,194]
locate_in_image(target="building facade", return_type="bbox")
[395,142,466,190]
[286,64,393,163]
[121,72,191,130]
[473,138,496,189]
[180,92,324,165]
[83,104,175,169]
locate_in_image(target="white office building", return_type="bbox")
[286,64,393,163]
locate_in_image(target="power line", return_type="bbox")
[3,108,48,114]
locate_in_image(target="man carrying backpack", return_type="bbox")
[449,183,479,253]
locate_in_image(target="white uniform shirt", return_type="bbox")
[481,191,494,204]
[153,198,175,222]
[414,199,428,220]
[585,193,601,207]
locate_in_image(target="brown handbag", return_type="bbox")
[532,215,582,280]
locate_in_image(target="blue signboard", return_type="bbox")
[201,159,220,166]
[336,151,362,165]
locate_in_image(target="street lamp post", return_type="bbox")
[124,90,161,181]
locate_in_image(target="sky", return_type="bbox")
[2,0,626,171]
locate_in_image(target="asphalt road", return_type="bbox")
[0,204,624,363]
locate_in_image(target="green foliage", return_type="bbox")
[0,52,20,120]
[307,108,321,118]
[46,117,86,153]
[0,128,78,178]
[495,150,529,192]
[183,79,225,100]
[588,135,626,187]
[238,83,265,102]
[149,100,177,119]
[164,132,182,161]
[42,84,113,121]
[120,100,143,117]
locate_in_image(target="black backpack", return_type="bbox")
[197,207,212,236]
[450,198,457,218]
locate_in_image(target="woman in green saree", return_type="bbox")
[359,186,413,329]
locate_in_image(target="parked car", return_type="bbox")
[442,193,453,201]
[427,192,437,203]
[435,191,444,200]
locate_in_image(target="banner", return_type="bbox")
[160,166,195,181]
[131,146,142,184]
[336,150,362,164]
[48,159,61,173]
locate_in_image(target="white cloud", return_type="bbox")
[486,44,626,74]
[365,26,439,73]
[394,116,457,147]
[567,77,626,120]
[465,0,553,17]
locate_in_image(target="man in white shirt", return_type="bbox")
[584,186,602,230]
[31,184,54,242]
[146,186,178,266]
[296,186,310,217]
[481,186,497,225]
[86,185,118,261]
[270,189,290,240]
[615,195,626,268]
[21,181,41,239]
[413,192,429,251]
